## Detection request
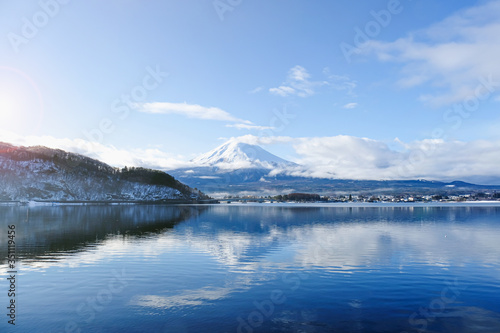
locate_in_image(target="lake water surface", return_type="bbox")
[1,203,500,332]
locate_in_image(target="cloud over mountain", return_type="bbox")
[288,136,500,184]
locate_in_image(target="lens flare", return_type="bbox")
[0,66,44,134]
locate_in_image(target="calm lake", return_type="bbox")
[1,203,500,332]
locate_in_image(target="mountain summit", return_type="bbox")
[167,140,298,194]
[191,141,296,169]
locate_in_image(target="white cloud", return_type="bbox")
[289,65,310,81]
[343,102,358,109]
[269,85,296,97]
[248,86,264,94]
[269,65,325,97]
[362,0,500,106]
[323,68,358,96]
[270,66,358,98]
[286,135,500,184]
[225,123,275,130]
[287,136,402,179]
[135,101,274,131]
[136,102,250,123]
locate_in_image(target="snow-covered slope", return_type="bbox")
[167,140,301,195]
[0,142,207,202]
[191,141,296,169]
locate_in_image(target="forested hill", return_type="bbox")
[0,142,209,202]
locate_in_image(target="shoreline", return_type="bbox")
[0,199,219,206]
[2,200,500,208]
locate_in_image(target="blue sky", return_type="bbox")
[1,0,500,183]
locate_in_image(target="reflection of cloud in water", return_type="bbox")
[162,219,500,276]
[11,217,499,278]
[125,218,500,315]
[184,232,254,267]
[292,223,500,271]
[130,286,237,308]
[129,272,258,309]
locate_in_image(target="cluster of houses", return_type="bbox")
[221,192,500,203]
[325,193,499,203]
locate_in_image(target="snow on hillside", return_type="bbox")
[0,142,205,202]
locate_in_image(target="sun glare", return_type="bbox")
[0,66,44,133]
[0,92,16,119]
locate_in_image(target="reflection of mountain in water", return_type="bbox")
[0,205,206,262]
[2,204,500,271]
[124,204,500,333]
[169,205,500,270]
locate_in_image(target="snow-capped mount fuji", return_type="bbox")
[167,140,299,195]
[191,141,296,169]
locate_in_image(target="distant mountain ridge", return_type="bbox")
[0,142,208,202]
[168,140,500,196]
